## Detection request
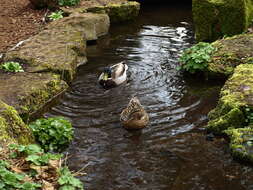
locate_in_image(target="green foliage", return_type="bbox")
[58,167,83,190]
[8,144,62,166]
[179,42,216,74]
[0,144,84,190]
[29,117,73,152]
[0,158,41,190]
[48,10,64,21]
[58,0,80,6]
[1,61,24,72]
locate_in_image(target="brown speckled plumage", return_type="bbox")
[120,97,149,129]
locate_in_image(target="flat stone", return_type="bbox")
[88,2,140,23]
[4,26,86,83]
[0,72,67,118]
[47,13,110,41]
[61,1,140,23]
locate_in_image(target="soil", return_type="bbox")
[0,0,47,53]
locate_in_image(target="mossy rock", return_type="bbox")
[4,26,87,83]
[206,33,253,78]
[0,100,34,145]
[47,13,110,41]
[207,64,253,134]
[0,72,67,119]
[104,2,140,23]
[226,127,253,163]
[192,0,253,42]
[67,1,140,23]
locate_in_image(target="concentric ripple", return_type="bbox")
[45,5,253,190]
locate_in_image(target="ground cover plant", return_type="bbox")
[29,117,73,152]
[1,61,24,72]
[0,144,84,190]
[179,42,216,74]
[48,11,64,21]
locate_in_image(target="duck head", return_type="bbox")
[102,67,112,80]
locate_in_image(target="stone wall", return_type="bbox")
[192,0,253,42]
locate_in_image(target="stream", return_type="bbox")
[45,3,253,190]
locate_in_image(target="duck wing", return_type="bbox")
[111,62,127,79]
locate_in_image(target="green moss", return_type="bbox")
[225,127,253,163]
[0,117,15,145]
[207,107,245,134]
[205,33,253,78]
[0,100,34,145]
[18,74,67,118]
[207,64,253,134]
[192,0,253,42]
[106,2,140,23]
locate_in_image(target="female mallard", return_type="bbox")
[120,97,149,129]
[98,61,128,89]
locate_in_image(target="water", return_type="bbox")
[45,4,253,190]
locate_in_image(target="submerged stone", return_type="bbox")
[0,72,67,119]
[207,64,253,134]
[0,100,34,145]
[192,0,253,42]
[226,127,253,163]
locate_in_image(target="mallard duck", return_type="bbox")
[120,97,149,129]
[98,61,128,89]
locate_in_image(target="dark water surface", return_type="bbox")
[45,4,253,190]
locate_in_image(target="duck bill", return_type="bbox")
[103,73,108,80]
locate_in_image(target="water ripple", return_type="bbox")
[43,6,234,190]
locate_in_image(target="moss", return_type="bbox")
[0,100,34,145]
[207,107,245,134]
[225,127,253,163]
[192,0,253,42]
[207,64,253,134]
[17,74,68,118]
[105,2,140,23]
[4,27,86,83]
[205,33,253,78]
[0,117,15,145]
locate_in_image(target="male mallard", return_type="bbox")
[98,61,128,89]
[120,97,149,129]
